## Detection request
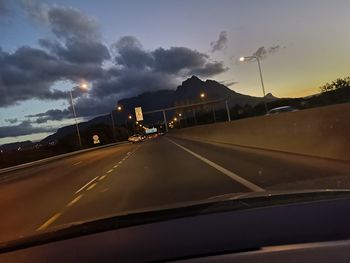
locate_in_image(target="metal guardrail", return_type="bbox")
[0,141,130,176]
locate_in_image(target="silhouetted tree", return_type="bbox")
[320,77,350,93]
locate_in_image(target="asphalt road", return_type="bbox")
[1,135,350,243]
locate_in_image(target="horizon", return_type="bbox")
[0,74,322,146]
[1,0,349,144]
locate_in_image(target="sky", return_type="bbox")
[0,0,350,144]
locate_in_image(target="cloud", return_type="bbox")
[111,36,153,69]
[3,2,228,122]
[253,45,281,59]
[189,61,228,77]
[0,120,55,138]
[0,34,227,119]
[0,0,11,16]
[20,1,100,41]
[26,109,71,123]
[152,47,209,74]
[210,31,228,52]
[39,37,110,64]
[220,80,239,87]
[5,118,18,124]
[0,46,104,107]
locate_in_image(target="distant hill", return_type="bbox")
[0,141,34,151]
[118,75,276,111]
[40,75,277,144]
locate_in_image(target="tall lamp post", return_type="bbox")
[69,83,88,148]
[111,105,122,142]
[240,56,268,114]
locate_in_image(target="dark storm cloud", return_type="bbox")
[189,61,228,77]
[20,0,100,40]
[39,37,110,64]
[26,109,71,123]
[4,34,227,120]
[253,45,281,59]
[0,46,105,107]
[152,47,209,74]
[0,120,55,138]
[3,1,228,124]
[112,36,153,69]
[48,7,100,40]
[91,68,175,99]
[210,31,228,52]
[5,118,18,124]
[113,36,227,76]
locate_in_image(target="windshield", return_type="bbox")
[1,0,350,244]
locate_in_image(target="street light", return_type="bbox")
[117,106,122,111]
[69,83,88,147]
[239,55,268,114]
[128,115,132,120]
[200,93,205,98]
[174,117,178,121]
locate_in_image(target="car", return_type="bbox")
[127,135,142,143]
[267,106,298,115]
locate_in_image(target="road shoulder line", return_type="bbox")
[166,138,264,192]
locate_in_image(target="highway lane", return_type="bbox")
[1,135,350,244]
[0,142,138,243]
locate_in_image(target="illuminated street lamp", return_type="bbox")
[178,113,182,117]
[200,93,205,98]
[239,55,268,113]
[174,117,178,121]
[128,115,132,120]
[69,83,89,147]
[117,106,122,111]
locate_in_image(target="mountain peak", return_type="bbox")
[265,93,278,99]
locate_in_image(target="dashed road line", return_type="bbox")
[87,182,97,191]
[37,147,142,232]
[66,194,83,208]
[37,212,62,231]
[98,175,106,181]
[75,176,99,194]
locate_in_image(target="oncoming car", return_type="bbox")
[128,134,142,143]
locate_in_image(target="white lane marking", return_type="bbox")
[75,176,99,194]
[37,212,62,231]
[73,161,83,166]
[118,161,123,164]
[113,164,119,168]
[106,169,113,174]
[166,138,264,192]
[127,152,132,155]
[66,195,83,207]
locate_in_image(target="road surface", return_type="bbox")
[1,135,350,243]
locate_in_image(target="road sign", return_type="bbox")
[145,127,157,134]
[92,134,100,144]
[135,107,144,121]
